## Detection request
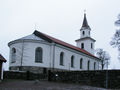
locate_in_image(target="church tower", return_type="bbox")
[75,13,96,55]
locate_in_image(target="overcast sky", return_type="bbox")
[1,0,120,70]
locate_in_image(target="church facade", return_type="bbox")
[8,14,101,73]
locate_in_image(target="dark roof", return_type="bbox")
[81,13,91,30]
[0,54,6,62]
[33,30,99,59]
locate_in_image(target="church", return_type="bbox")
[8,13,101,73]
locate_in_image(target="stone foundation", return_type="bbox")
[9,66,69,74]
[9,66,48,74]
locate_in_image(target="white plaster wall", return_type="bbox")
[9,40,51,68]
[77,39,95,55]
[54,45,99,71]
[9,40,99,71]
[9,42,23,67]
[80,29,90,38]
[22,41,51,68]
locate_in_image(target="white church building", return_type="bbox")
[8,13,101,73]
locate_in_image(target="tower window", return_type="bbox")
[89,31,90,35]
[82,31,85,35]
[81,43,84,49]
[91,43,93,49]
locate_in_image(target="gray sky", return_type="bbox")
[1,0,120,70]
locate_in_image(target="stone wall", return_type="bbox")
[9,66,69,74]
[3,71,47,80]
[9,66,48,74]
[4,70,120,89]
[49,70,120,89]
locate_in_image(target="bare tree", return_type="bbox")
[110,14,120,59]
[96,49,110,70]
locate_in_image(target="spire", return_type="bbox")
[81,12,90,29]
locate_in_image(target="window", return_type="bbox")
[80,58,83,69]
[11,48,16,63]
[89,31,90,35]
[60,52,64,65]
[87,60,90,70]
[94,62,96,70]
[81,43,84,49]
[82,31,85,35]
[71,55,74,67]
[91,43,93,49]
[35,47,43,63]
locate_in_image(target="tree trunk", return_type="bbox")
[101,61,104,70]
[102,64,104,70]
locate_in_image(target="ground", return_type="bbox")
[0,79,115,90]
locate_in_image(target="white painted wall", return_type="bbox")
[80,29,91,38]
[76,39,95,55]
[9,42,23,67]
[54,44,99,70]
[9,40,51,68]
[76,27,95,55]
[9,35,100,71]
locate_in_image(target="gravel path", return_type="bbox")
[0,80,113,90]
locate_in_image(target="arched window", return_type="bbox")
[91,43,93,49]
[11,48,16,63]
[87,60,90,70]
[94,62,96,70]
[60,52,64,65]
[81,43,84,49]
[80,58,83,69]
[83,31,85,35]
[35,47,43,63]
[71,55,74,67]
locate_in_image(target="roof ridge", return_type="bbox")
[33,30,99,59]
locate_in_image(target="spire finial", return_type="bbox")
[35,24,37,30]
[84,10,86,14]
[34,23,38,30]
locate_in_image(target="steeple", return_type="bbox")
[75,12,96,55]
[81,13,91,30]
